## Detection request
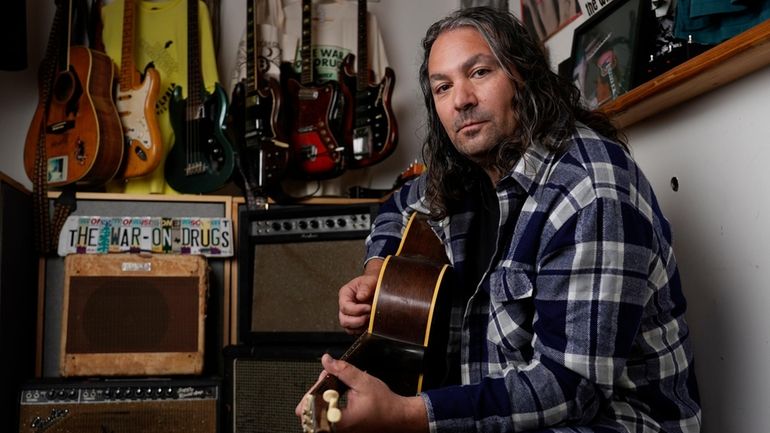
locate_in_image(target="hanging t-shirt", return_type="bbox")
[229,0,297,92]
[283,0,391,82]
[101,0,221,194]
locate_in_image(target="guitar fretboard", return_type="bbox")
[118,0,137,90]
[356,0,369,92]
[186,0,204,120]
[300,0,313,85]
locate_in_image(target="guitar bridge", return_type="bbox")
[47,120,75,134]
[353,127,373,159]
[185,162,207,176]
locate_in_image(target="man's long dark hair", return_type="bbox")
[419,7,622,219]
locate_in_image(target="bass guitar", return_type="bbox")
[301,212,453,433]
[230,0,288,210]
[114,0,163,179]
[341,0,398,169]
[23,0,124,187]
[286,0,347,179]
[165,0,235,193]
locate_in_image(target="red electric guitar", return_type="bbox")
[285,0,347,179]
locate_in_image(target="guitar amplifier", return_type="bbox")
[223,343,348,433]
[17,378,220,433]
[60,253,208,376]
[236,203,378,344]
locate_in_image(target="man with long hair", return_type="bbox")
[298,7,701,432]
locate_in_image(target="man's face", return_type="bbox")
[428,27,519,168]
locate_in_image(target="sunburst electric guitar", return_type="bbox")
[114,0,162,179]
[340,0,398,169]
[229,0,289,210]
[301,213,453,433]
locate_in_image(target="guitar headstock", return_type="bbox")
[393,161,427,189]
[301,389,342,433]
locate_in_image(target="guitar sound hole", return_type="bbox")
[53,72,76,103]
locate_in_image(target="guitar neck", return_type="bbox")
[299,0,313,86]
[187,0,204,114]
[246,0,258,92]
[356,0,368,92]
[118,0,137,90]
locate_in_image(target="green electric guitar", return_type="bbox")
[165,0,235,193]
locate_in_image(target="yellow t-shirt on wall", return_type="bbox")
[101,0,221,194]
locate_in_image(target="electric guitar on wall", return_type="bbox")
[165,0,235,193]
[114,0,163,179]
[300,213,453,433]
[286,0,347,179]
[23,0,124,187]
[230,0,288,210]
[341,0,398,169]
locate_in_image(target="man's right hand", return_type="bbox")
[338,258,383,334]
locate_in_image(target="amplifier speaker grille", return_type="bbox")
[224,344,348,433]
[233,358,321,433]
[60,253,208,376]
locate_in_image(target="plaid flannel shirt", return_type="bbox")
[365,125,701,433]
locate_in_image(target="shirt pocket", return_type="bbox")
[486,268,535,363]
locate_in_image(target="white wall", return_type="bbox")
[627,66,770,432]
[4,0,770,431]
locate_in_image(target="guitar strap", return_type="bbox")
[31,0,80,256]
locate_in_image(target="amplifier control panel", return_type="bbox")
[19,380,218,403]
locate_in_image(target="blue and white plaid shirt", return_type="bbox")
[365,125,701,432]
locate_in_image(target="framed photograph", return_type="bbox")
[521,0,582,42]
[570,0,650,109]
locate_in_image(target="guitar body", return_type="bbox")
[286,77,346,178]
[302,213,453,433]
[24,46,124,187]
[341,59,398,169]
[230,79,289,199]
[165,83,236,193]
[115,66,163,178]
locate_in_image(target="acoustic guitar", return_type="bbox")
[341,0,398,169]
[114,0,163,179]
[23,0,124,187]
[229,0,289,210]
[301,212,453,433]
[164,0,235,193]
[286,0,347,179]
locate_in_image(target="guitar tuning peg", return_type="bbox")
[322,389,342,424]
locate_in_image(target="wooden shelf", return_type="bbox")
[601,18,770,129]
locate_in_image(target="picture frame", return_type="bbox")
[570,0,651,109]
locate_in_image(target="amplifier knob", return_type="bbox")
[282,221,293,230]
[325,219,335,228]
[310,220,319,229]
[336,218,347,227]
[298,220,308,229]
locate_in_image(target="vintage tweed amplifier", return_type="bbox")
[60,253,208,376]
